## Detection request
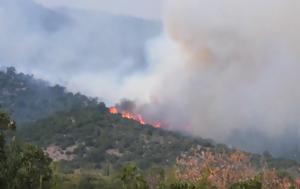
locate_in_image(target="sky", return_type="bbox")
[34,0,163,20]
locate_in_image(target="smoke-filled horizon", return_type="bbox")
[1,0,300,159]
[0,0,161,105]
[149,0,300,156]
[120,0,300,157]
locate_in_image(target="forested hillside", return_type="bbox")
[0,67,216,171]
[1,67,300,188]
[19,103,215,172]
[0,67,96,123]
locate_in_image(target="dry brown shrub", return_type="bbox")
[176,148,300,189]
[262,169,299,189]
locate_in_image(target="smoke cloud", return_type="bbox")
[140,0,300,157]
[0,0,160,104]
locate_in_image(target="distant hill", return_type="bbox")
[0,67,299,175]
[0,67,96,123]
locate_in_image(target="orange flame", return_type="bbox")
[122,112,133,119]
[136,114,146,125]
[109,107,158,128]
[153,122,161,128]
[121,111,145,125]
[109,107,118,114]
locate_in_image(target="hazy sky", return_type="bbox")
[34,0,163,20]
[3,0,300,158]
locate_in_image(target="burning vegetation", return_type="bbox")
[109,106,161,128]
[109,99,194,132]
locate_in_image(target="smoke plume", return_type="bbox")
[140,0,300,157]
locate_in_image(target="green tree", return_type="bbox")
[0,112,16,188]
[77,176,95,189]
[0,112,52,189]
[230,176,262,189]
[120,164,149,189]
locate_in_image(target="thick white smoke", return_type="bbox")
[137,0,300,155]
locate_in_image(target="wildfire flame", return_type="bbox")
[109,107,160,128]
[153,122,161,129]
[109,107,118,114]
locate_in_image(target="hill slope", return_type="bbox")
[0,67,96,123]
[0,67,215,171]
[0,68,299,174]
[18,103,300,175]
[19,104,215,171]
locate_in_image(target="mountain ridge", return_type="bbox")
[0,67,299,176]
